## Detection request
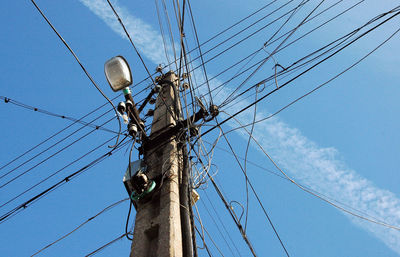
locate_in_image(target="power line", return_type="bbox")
[0,134,124,209]
[0,96,121,135]
[198,6,400,140]
[84,233,128,257]
[0,115,116,188]
[204,139,397,228]
[31,198,129,256]
[189,147,258,257]
[30,0,122,148]
[188,0,362,102]
[0,138,130,224]
[225,109,400,231]
[215,122,290,257]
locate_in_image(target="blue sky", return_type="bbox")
[1,0,400,256]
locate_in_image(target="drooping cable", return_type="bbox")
[225,109,400,231]
[0,134,126,209]
[215,122,290,257]
[197,7,400,140]
[0,138,130,224]
[84,233,128,257]
[30,0,122,148]
[31,198,129,256]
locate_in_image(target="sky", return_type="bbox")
[1,0,400,257]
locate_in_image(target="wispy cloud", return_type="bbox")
[80,0,400,254]
[79,0,166,64]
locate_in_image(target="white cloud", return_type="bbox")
[80,0,400,254]
[79,0,167,64]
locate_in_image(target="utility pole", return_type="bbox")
[130,71,194,257]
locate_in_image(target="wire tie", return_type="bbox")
[34,108,38,111]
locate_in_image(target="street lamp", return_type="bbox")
[104,56,132,94]
[104,55,144,136]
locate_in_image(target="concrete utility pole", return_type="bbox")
[130,71,194,257]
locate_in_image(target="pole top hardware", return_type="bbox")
[123,160,156,202]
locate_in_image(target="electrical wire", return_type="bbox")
[0,134,126,209]
[186,0,213,105]
[243,85,260,232]
[30,0,122,148]
[220,0,325,108]
[30,198,129,256]
[189,146,258,257]
[188,0,362,102]
[0,138,131,224]
[0,94,121,173]
[214,122,290,257]
[84,233,128,257]
[105,0,178,127]
[226,25,400,133]
[197,6,400,140]
[203,139,394,225]
[0,115,117,189]
[200,193,241,257]
[224,110,400,231]
[0,96,121,135]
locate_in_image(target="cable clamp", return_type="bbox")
[130,180,156,201]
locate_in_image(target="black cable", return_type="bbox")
[194,226,213,257]
[244,85,260,232]
[0,134,125,209]
[30,0,122,148]
[105,0,178,126]
[198,7,400,140]
[213,0,365,108]
[216,122,290,256]
[189,146,257,257]
[204,139,400,227]
[186,0,213,105]
[0,96,121,135]
[199,196,239,257]
[185,0,360,102]
[0,115,116,189]
[186,0,302,69]
[125,200,134,240]
[225,107,400,231]
[0,138,131,224]
[220,0,325,108]
[31,198,129,256]
[0,93,120,173]
[85,233,127,257]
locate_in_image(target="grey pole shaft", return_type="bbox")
[130,71,194,257]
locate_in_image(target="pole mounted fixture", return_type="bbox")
[104,56,133,92]
[104,55,145,133]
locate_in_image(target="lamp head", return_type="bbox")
[104,56,132,92]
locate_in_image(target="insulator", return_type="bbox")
[156,64,163,73]
[154,85,162,93]
[128,123,138,137]
[132,172,149,195]
[182,82,189,90]
[125,100,133,109]
[149,98,156,104]
[146,109,154,117]
[117,101,126,114]
[209,104,219,117]
[189,127,199,137]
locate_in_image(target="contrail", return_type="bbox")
[80,0,400,253]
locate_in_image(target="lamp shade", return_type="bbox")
[104,56,132,92]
